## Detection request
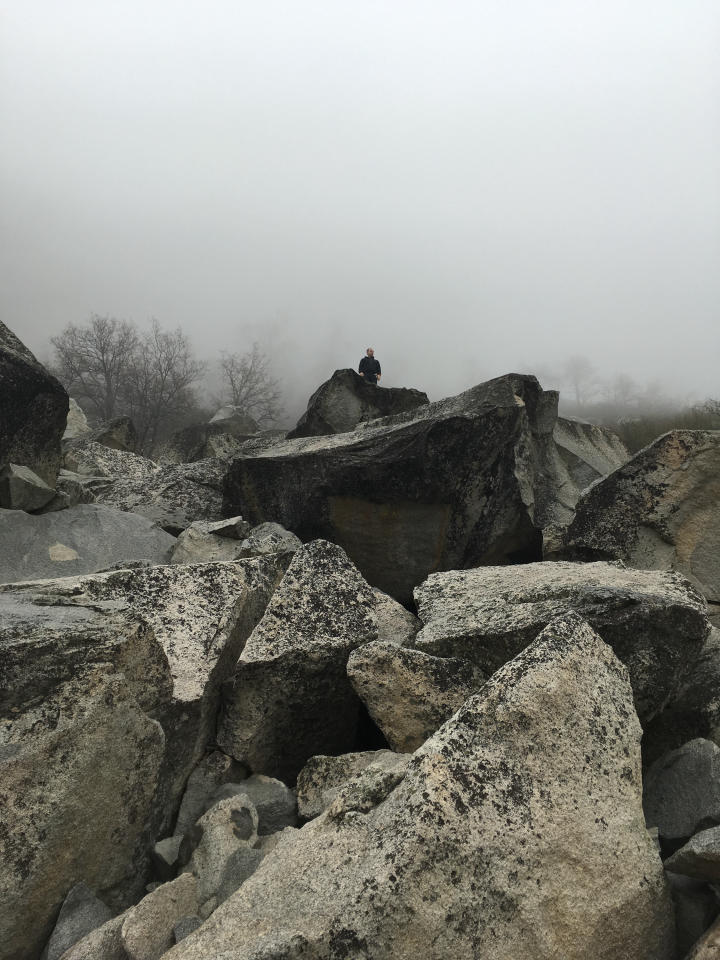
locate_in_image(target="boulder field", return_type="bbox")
[2,322,720,959]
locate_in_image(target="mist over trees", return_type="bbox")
[50,315,283,456]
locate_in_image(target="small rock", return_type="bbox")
[238,522,302,557]
[0,463,55,511]
[120,873,199,960]
[296,750,410,821]
[173,751,249,838]
[209,774,297,835]
[43,882,112,960]
[173,915,203,943]
[347,641,484,751]
[151,836,184,882]
[665,826,720,882]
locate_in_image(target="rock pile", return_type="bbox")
[2,321,720,959]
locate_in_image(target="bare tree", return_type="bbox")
[125,320,205,452]
[561,354,599,409]
[218,343,283,426]
[51,315,138,420]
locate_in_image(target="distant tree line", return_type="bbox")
[51,314,282,456]
[556,355,720,452]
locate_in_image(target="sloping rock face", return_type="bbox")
[0,463,55,511]
[90,415,138,452]
[287,368,430,439]
[553,416,629,491]
[0,320,68,485]
[224,374,580,602]
[0,504,176,583]
[413,561,709,724]
[217,541,378,783]
[559,430,720,602]
[166,613,673,960]
[0,556,286,959]
[162,409,260,464]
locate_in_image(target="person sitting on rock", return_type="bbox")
[358,347,381,385]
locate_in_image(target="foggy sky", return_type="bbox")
[2,1,719,419]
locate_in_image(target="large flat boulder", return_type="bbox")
[224,374,582,602]
[217,540,378,783]
[287,368,429,439]
[0,504,176,583]
[164,612,673,960]
[0,320,68,486]
[413,561,708,724]
[0,556,286,959]
[558,430,720,602]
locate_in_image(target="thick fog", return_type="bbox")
[2,1,719,420]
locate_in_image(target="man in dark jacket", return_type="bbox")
[358,347,381,385]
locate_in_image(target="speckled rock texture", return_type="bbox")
[237,522,302,558]
[63,439,157,480]
[558,430,720,602]
[0,556,286,960]
[0,504,176,583]
[370,588,420,646]
[223,373,604,602]
[644,739,720,842]
[0,320,68,486]
[217,540,378,782]
[347,641,485,751]
[0,673,165,960]
[665,826,720,882]
[162,409,260,464]
[0,462,55,511]
[170,520,254,564]
[121,874,199,960]
[296,751,411,821]
[57,911,127,960]
[163,612,673,960]
[180,796,263,904]
[287,368,429,439]
[413,560,709,724]
[42,882,112,960]
[173,752,249,838]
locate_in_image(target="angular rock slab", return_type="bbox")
[347,641,485,751]
[218,540,378,782]
[414,560,709,724]
[561,430,720,602]
[224,374,578,603]
[165,612,673,960]
[43,882,112,960]
[644,739,720,842]
[121,873,199,960]
[287,368,429,439]
[664,825,720,882]
[0,463,55,511]
[0,319,68,485]
[296,750,411,821]
[0,503,176,584]
[552,416,629,492]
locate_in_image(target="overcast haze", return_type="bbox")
[2,1,719,416]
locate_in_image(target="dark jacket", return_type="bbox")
[359,355,381,383]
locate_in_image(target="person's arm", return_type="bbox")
[376,360,381,381]
[358,358,365,376]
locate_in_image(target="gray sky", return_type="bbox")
[2,1,719,417]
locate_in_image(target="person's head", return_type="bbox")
[366,347,374,357]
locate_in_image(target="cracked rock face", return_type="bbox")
[224,374,578,602]
[559,430,720,603]
[413,560,709,724]
[164,612,673,960]
[0,320,68,487]
[217,540,378,783]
